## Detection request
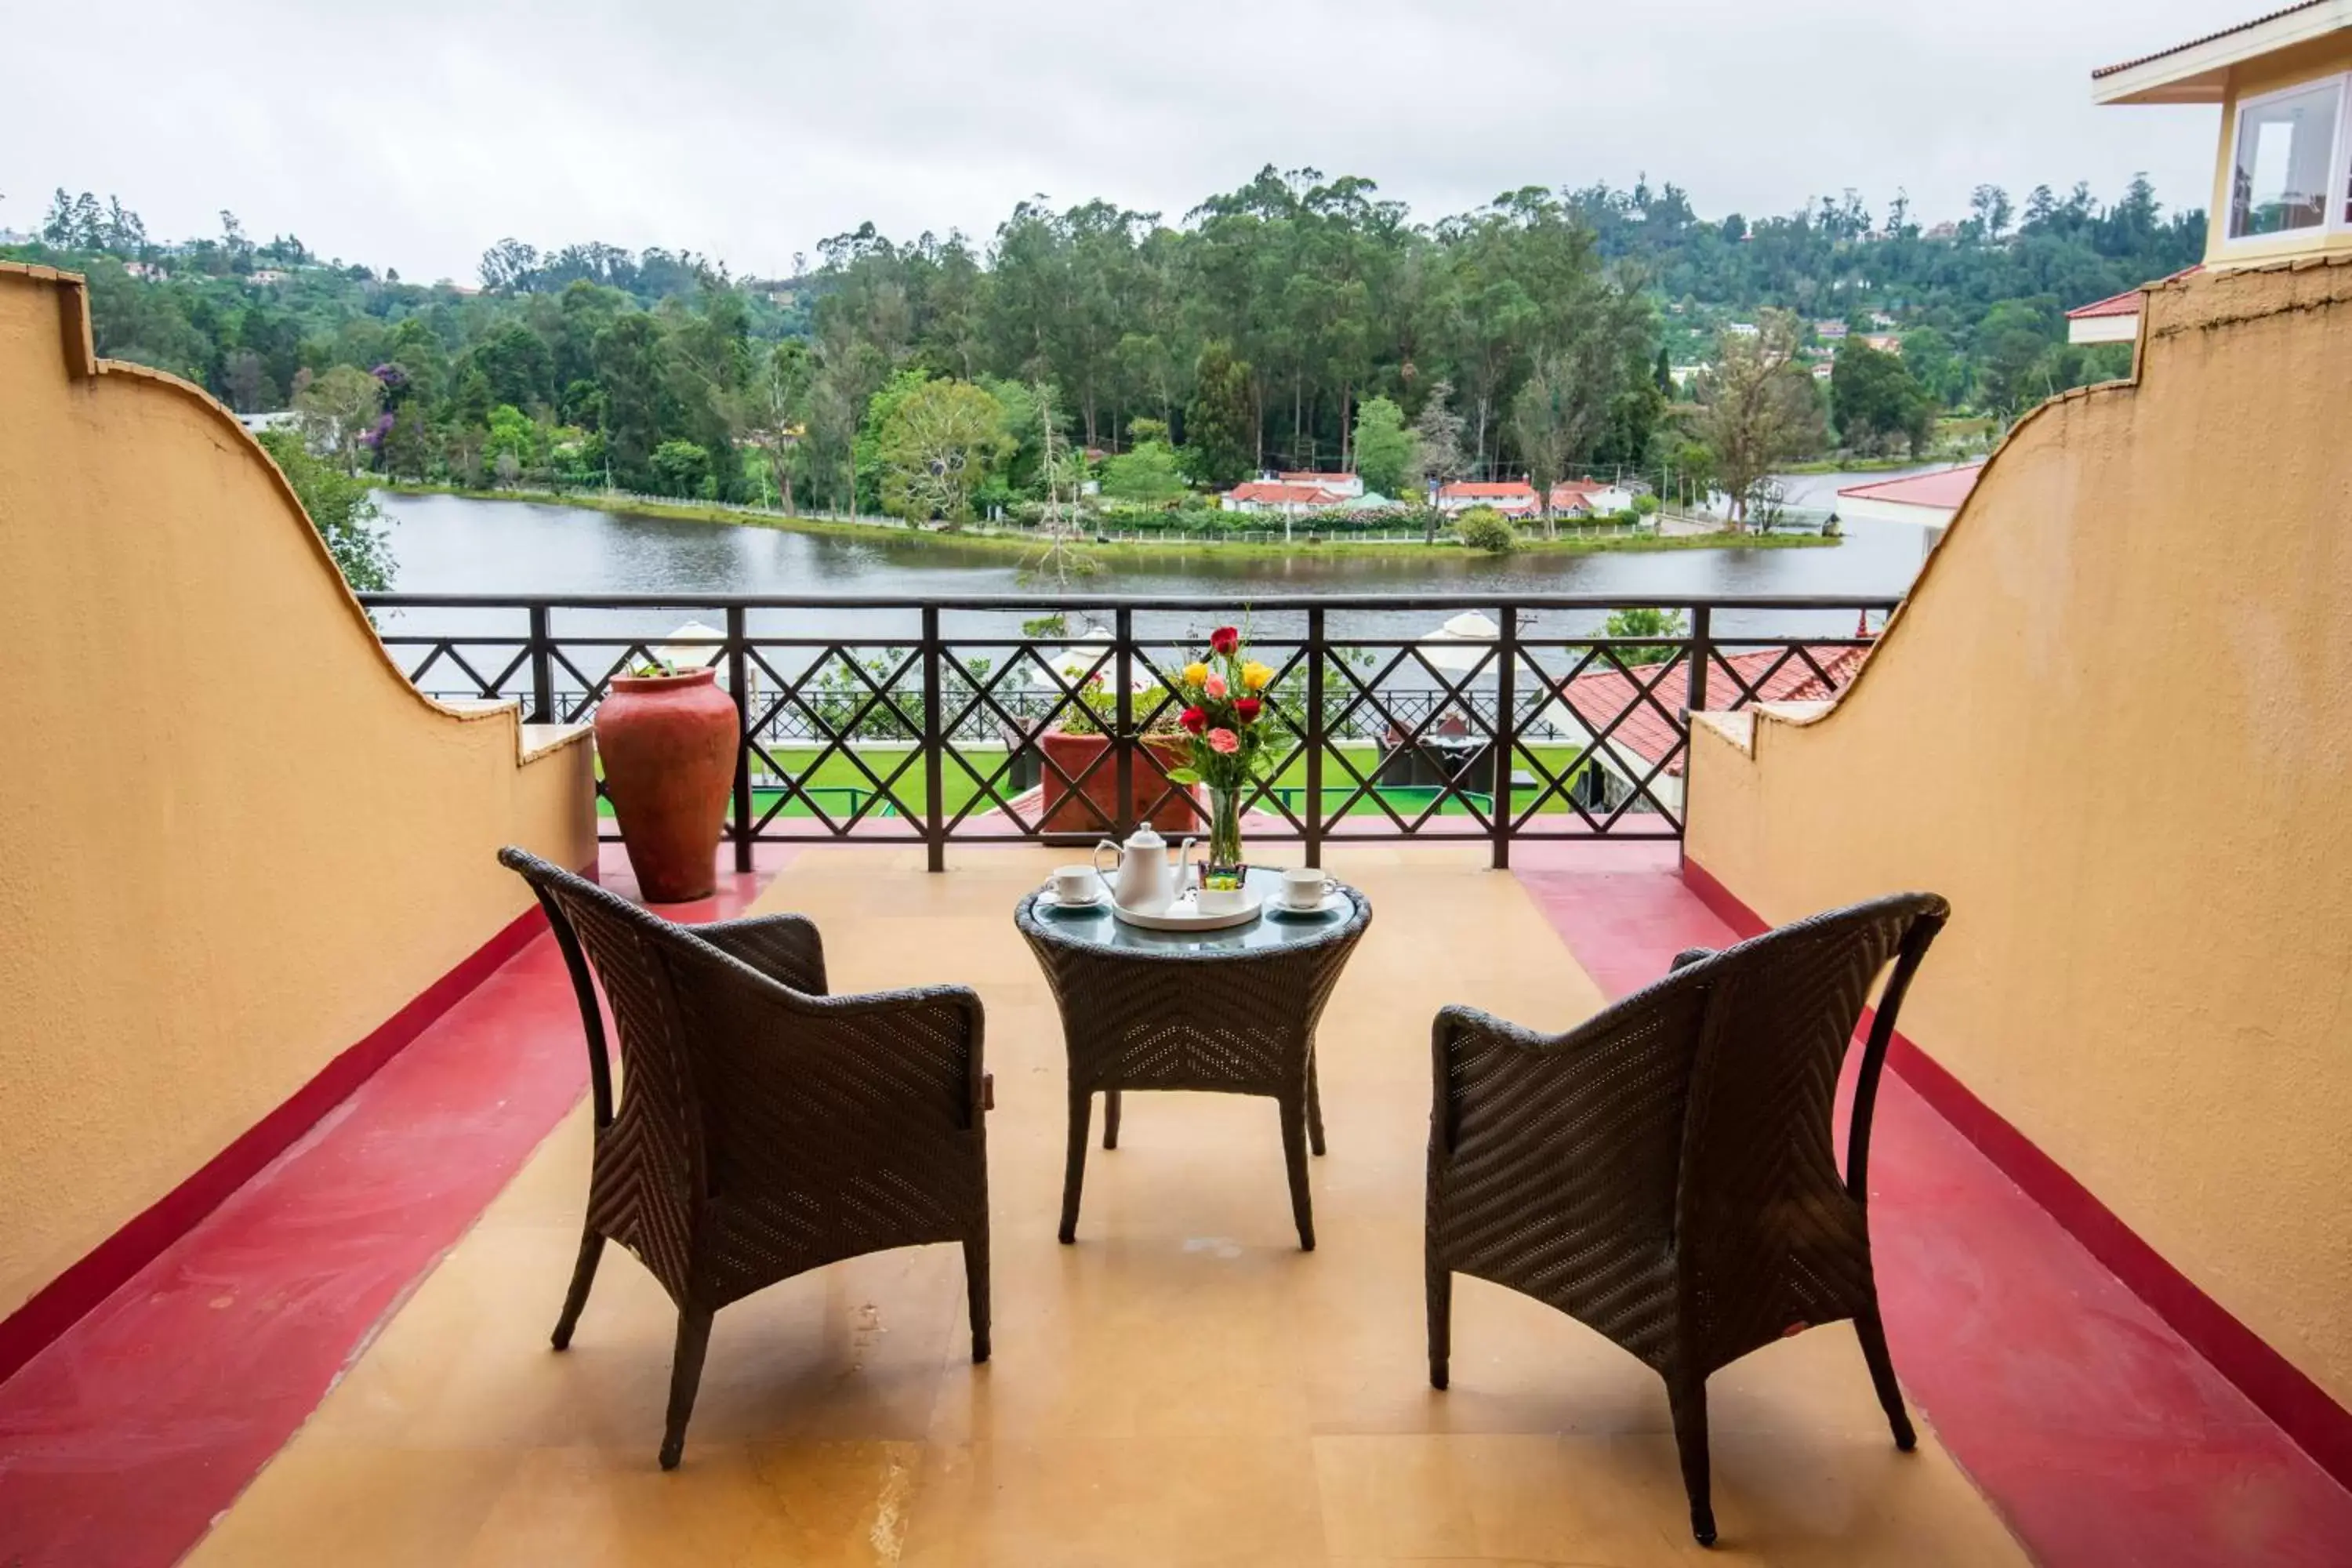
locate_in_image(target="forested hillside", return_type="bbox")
[8,166,2201,523]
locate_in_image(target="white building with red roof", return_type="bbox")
[2067,266,2204,344]
[1835,463,1984,532]
[1435,480,1541,517]
[1541,644,1872,815]
[1221,480,1346,515]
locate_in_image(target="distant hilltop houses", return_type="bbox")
[1219,472,1637,520]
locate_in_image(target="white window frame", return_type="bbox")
[2222,71,2352,249]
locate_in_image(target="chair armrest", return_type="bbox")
[1668,946,1715,973]
[695,912,827,996]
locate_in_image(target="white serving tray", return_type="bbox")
[1109,888,1265,931]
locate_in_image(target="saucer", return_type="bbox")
[1265,891,1348,920]
[1037,887,1109,913]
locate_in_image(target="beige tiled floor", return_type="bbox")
[188,847,2029,1566]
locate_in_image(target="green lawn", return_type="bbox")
[594,741,1592,822]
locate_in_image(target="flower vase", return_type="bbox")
[1204,784,1245,891]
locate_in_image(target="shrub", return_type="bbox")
[1633,492,1661,515]
[1454,505,1516,554]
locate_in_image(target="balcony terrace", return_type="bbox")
[5,247,2352,1565]
[6,840,2339,1567]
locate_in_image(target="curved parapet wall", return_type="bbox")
[0,264,596,1331]
[1686,259,2352,1418]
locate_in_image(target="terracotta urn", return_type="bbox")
[593,666,738,902]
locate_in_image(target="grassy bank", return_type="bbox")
[595,740,1594,820]
[379,482,1835,561]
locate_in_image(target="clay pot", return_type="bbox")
[1036,728,1199,837]
[593,667,739,902]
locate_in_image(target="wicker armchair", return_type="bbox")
[1425,892,1948,1547]
[499,848,991,1469]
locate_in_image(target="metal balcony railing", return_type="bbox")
[356,593,1896,870]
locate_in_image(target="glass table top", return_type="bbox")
[1018,866,1366,956]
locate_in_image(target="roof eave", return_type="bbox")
[2090,0,2351,104]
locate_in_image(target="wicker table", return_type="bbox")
[1014,866,1372,1250]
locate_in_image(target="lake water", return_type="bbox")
[374,487,1933,649]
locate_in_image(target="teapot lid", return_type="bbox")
[1126,823,1165,847]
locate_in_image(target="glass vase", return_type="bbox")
[1204,783,1245,891]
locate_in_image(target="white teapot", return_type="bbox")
[1094,824,1185,913]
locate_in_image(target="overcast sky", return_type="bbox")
[4,0,2239,284]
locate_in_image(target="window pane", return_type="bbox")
[2230,81,2339,238]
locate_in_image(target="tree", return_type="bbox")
[592,314,667,489]
[1898,326,1967,408]
[1601,607,1687,666]
[1694,311,1822,526]
[221,350,274,414]
[1974,299,2063,417]
[649,438,712,497]
[1350,396,1412,497]
[1409,380,1466,494]
[1829,340,1936,456]
[876,378,1011,523]
[1409,379,1468,543]
[485,404,538,481]
[377,405,434,481]
[1454,504,1515,554]
[1184,341,1255,488]
[292,365,384,472]
[1099,422,1188,503]
[254,429,394,590]
[742,339,811,511]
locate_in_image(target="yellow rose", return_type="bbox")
[1241,661,1274,691]
[1182,661,1210,688]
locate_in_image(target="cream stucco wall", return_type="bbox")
[1685,259,2352,1406]
[0,265,596,1319]
[2203,32,2352,271]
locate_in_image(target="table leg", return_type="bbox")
[1306,1054,1326,1156]
[1280,1094,1316,1251]
[1102,1087,1122,1150]
[1058,1083,1092,1244]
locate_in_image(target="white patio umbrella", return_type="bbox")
[1028,626,1154,693]
[1415,609,1501,673]
[653,619,728,677]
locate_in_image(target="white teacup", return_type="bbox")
[1279,867,1336,910]
[1053,864,1105,906]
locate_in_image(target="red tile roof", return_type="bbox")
[1226,481,1341,506]
[1549,644,1871,774]
[2066,265,2202,319]
[1837,463,1984,511]
[2092,2,2328,78]
[1439,481,1537,500]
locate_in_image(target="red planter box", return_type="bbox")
[1036,728,1200,837]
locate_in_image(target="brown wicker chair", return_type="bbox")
[1425,892,1948,1547]
[499,848,991,1469]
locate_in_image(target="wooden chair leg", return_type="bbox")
[1058,1084,1092,1244]
[1853,1306,1917,1450]
[1667,1371,1716,1547]
[1279,1094,1316,1251]
[550,1230,604,1350]
[1102,1087,1121,1150]
[659,1308,714,1471]
[1426,1247,1451,1389]
[1306,1053,1327,1156]
[963,1231,992,1363]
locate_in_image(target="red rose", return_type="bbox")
[1179,706,1207,734]
[1234,697,1262,724]
[1209,626,1240,655]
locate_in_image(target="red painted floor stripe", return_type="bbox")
[0,846,782,1568]
[1514,847,2352,1568]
